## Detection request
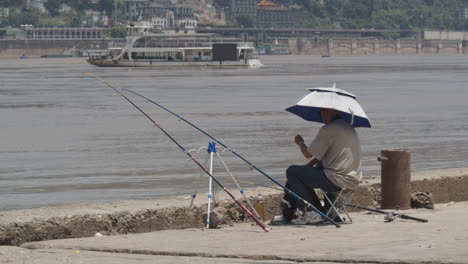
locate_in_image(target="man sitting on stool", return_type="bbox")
[273,108,362,225]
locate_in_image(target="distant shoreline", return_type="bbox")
[1,38,467,59]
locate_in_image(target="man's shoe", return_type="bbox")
[269,215,290,225]
[291,210,322,225]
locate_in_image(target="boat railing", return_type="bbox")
[109,42,126,48]
[237,42,255,49]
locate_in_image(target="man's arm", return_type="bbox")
[306,157,318,167]
[297,141,313,159]
[294,134,313,159]
[295,135,319,167]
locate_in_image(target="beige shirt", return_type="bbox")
[307,119,362,190]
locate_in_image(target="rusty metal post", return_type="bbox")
[378,149,411,210]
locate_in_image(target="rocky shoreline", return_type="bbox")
[1,167,467,246]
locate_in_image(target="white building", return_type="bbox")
[0,7,9,23]
[27,0,48,14]
[82,10,109,26]
[124,0,196,30]
[423,30,468,40]
[176,18,197,29]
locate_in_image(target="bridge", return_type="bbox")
[196,27,416,45]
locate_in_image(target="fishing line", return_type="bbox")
[186,148,210,209]
[86,72,269,232]
[237,180,283,191]
[123,88,340,227]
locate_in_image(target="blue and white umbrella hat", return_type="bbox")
[286,84,371,128]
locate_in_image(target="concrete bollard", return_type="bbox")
[378,149,411,209]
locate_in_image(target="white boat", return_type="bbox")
[87,23,262,68]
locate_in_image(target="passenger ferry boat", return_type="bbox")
[87,22,262,68]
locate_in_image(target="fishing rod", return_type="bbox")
[342,203,428,223]
[86,73,269,232]
[123,88,341,228]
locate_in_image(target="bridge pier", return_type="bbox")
[327,39,333,55]
[373,39,379,55]
[416,39,422,54]
[437,40,442,54]
[395,39,401,54]
[351,39,357,54]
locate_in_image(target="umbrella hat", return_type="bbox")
[286,84,371,128]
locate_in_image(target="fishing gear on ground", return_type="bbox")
[342,203,428,223]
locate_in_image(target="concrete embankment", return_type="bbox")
[0,168,467,246]
[14,202,468,264]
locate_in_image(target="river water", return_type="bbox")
[1,55,467,210]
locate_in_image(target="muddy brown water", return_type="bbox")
[1,55,467,210]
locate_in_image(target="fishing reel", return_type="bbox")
[384,212,395,222]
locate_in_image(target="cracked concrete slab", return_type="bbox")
[2,247,342,264]
[20,201,468,264]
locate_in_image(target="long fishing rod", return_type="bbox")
[342,203,428,223]
[123,88,340,227]
[86,73,269,232]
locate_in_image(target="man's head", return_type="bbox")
[320,108,340,124]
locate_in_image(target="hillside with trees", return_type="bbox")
[298,0,468,30]
[2,0,468,31]
[0,0,122,27]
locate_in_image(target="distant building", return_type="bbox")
[82,10,109,26]
[124,0,149,21]
[27,0,47,14]
[227,0,257,24]
[59,3,73,13]
[123,0,196,29]
[423,30,468,40]
[256,0,300,28]
[176,18,197,29]
[462,6,468,19]
[24,27,105,40]
[0,7,9,23]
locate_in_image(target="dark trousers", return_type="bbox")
[283,164,341,221]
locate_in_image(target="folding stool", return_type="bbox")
[320,188,353,223]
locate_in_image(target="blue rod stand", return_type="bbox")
[208,142,216,153]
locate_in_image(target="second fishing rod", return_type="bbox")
[124,88,341,228]
[86,73,269,232]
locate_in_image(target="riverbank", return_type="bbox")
[1,167,467,246]
[0,200,465,263]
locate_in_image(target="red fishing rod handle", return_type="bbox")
[233,196,269,232]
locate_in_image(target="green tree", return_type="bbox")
[45,0,64,16]
[109,26,126,38]
[4,7,40,26]
[295,0,468,31]
[96,0,115,15]
[0,0,18,7]
[70,0,94,11]
[236,13,254,28]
